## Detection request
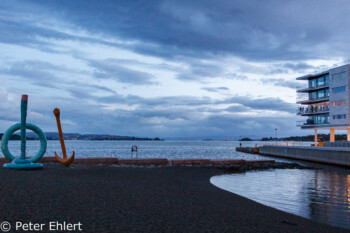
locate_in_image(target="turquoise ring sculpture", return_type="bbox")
[1,95,47,169]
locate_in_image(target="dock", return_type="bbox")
[236,147,259,154]
[237,145,350,167]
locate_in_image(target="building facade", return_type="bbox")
[297,64,350,145]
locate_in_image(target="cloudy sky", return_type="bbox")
[0,0,349,139]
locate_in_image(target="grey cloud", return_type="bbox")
[2,0,350,63]
[88,59,156,85]
[202,87,229,92]
[0,89,300,139]
[175,61,247,82]
[261,78,299,89]
[97,94,213,107]
[1,0,336,139]
[176,62,223,81]
[226,73,248,80]
[2,61,61,88]
[2,60,118,97]
[225,105,250,112]
[283,62,315,71]
[218,96,296,113]
[17,0,350,62]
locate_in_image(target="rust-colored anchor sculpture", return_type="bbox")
[53,108,75,166]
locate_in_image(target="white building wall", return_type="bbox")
[329,64,349,126]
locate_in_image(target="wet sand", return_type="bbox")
[0,164,346,233]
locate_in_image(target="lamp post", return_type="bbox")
[275,128,277,145]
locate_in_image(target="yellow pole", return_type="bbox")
[330,128,335,142]
[314,129,317,147]
[347,127,350,141]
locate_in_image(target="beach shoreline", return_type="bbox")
[0,163,346,233]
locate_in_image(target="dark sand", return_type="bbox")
[0,164,347,233]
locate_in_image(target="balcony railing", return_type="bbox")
[296,82,329,92]
[297,93,329,103]
[296,82,309,91]
[296,120,307,127]
[297,105,329,115]
[297,93,309,102]
[297,119,330,126]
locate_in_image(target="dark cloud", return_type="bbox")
[12,0,349,62]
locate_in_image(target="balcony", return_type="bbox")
[297,105,329,116]
[297,83,329,93]
[296,95,329,105]
[297,119,330,128]
[296,70,329,80]
[296,120,307,127]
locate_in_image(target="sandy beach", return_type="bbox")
[0,163,347,233]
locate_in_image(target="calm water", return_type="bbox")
[4,140,308,160]
[211,166,350,230]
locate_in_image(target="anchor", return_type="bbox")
[53,108,75,166]
[1,95,47,169]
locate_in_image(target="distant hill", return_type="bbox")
[261,134,347,142]
[0,133,21,140]
[239,137,253,141]
[27,132,163,141]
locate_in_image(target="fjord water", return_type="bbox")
[211,166,350,230]
[7,140,291,160]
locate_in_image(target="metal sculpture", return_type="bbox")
[53,108,75,166]
[1,95,46,169]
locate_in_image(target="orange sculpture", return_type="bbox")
[53,108,75,166]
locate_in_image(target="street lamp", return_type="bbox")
[275,128,277,145]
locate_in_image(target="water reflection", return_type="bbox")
[211,167,350,229]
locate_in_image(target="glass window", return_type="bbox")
[318,77,325,86]
[333,86,346,93]
[332,72,347,80]
[325,74,329,85]
[309,79,317,88]
[334,114,347,119]
[332,100,346,106]
[318,90,325,98]
[310,92,317,100]
[308,114,329,125]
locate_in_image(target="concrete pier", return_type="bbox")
[236,147,259,154]
[259,145,350,167]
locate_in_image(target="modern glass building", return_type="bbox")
[296,64,350,145]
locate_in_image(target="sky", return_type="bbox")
[1,0,350,140]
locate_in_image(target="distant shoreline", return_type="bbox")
[0,133,163,141]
